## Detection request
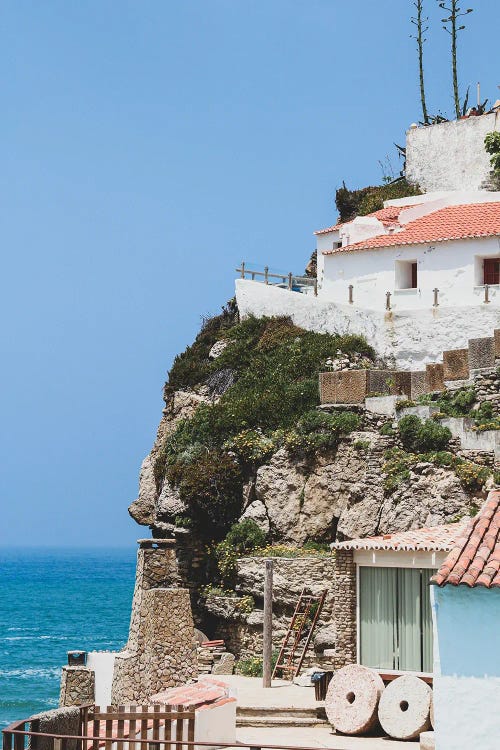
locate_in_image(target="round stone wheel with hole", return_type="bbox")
[325,664,385,735]
[378,674,432,740]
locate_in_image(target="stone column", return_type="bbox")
[111,539,197,704]
[332,549,357,669]
[59,666,95,707]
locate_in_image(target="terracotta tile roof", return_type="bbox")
[432,490,500,588]
[314,205,414,235]
[150,677,228,707]
[323,202,500,255]
[331,522,465,552]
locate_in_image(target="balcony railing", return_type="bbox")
[236,263,317,296]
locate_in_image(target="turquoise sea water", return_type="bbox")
[0,548,136,739]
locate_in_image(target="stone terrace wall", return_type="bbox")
[202,556,336,664]
[29,707,81,750]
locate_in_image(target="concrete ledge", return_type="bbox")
[365,395,407,416]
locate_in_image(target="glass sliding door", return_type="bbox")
[359,567,435,672]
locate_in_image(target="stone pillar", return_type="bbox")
[59,666,95,707]
[468,337,496,370]
[111,539,197,704]
[332,549,357,669]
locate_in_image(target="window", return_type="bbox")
[395,260,418,290]
[359,567,435,672]
[483,258,500,285]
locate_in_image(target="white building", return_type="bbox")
[430,490,500,750]
[315,192,500,311]
[235,115,500,367]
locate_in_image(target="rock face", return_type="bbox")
[129,389,211,526]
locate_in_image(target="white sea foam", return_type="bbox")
[0,667,61,679]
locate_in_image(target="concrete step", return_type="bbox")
[236,716,329,728]
[236,704,328,727]
[237,705,324,718]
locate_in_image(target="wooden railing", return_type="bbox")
[1,725,353,750]
[1,703,355,750]
[3,704,195,750]
[236,263,318,296]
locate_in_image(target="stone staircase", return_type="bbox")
[236,704,329,728]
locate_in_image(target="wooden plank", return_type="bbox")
[140,705,148,749]
[163,706,172,750]
[175,706,184,750]
[128,704,137,750]
[186,708,195,750]
[116,705,125,750]
[92,706,100,750]
[105,706,113,750]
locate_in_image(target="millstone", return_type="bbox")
[325,664,385,735]
[378,675,432,740]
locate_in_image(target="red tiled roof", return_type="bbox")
[323,202,500,255]
[314,205,414,235]
[331,522,465,552]
[432,490,500,588]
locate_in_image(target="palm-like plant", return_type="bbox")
[411,1,429,124]
[438,1,473,119]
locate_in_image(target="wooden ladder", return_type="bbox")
[272,587,327,681]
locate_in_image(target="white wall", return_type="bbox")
[406,112,500,191]
[86,651,116,707]
[431,586,500,750]
[235,278,500,370]
[320,236,500,311]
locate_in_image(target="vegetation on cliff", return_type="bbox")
[335,179,422,222]
[158,312,374,538]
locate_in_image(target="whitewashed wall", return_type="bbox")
[406,112,500,191]
[235,278,500,370]
[431,586,500,750]
[320,236,500,311]
[86,651,116,707]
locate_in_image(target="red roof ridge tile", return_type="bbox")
[322,202,500,255]
[432,490,500,588]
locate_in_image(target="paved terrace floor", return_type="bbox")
[218,675,419,750]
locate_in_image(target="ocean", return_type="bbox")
[0,547,136,740]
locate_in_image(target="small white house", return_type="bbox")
[430,490,500,750]
[315,192,500,311]
[331,523,464,675]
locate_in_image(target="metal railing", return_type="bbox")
[1,722,353,750]
[236,263,317,296]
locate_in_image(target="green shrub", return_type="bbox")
[335,179,422,222]
[224,429,276,466]
[383,448,417,493]
[175,451,243,538]
[454,461,490,492]
[398,415,451,453]
[379,422,395,436]
[236,652,279,677]
[353,439,370,451]
[214,519,267,584]
[285,410,360,456]
[167,299,238,391]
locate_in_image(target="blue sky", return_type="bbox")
[1,1,498,547]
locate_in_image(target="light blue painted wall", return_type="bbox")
[433,586,500,677]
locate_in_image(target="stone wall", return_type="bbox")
[201,556,336,665]
[332,549,357,669]
[59,667,95,707]
[110,540,197,704]
[29,707,81,750]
